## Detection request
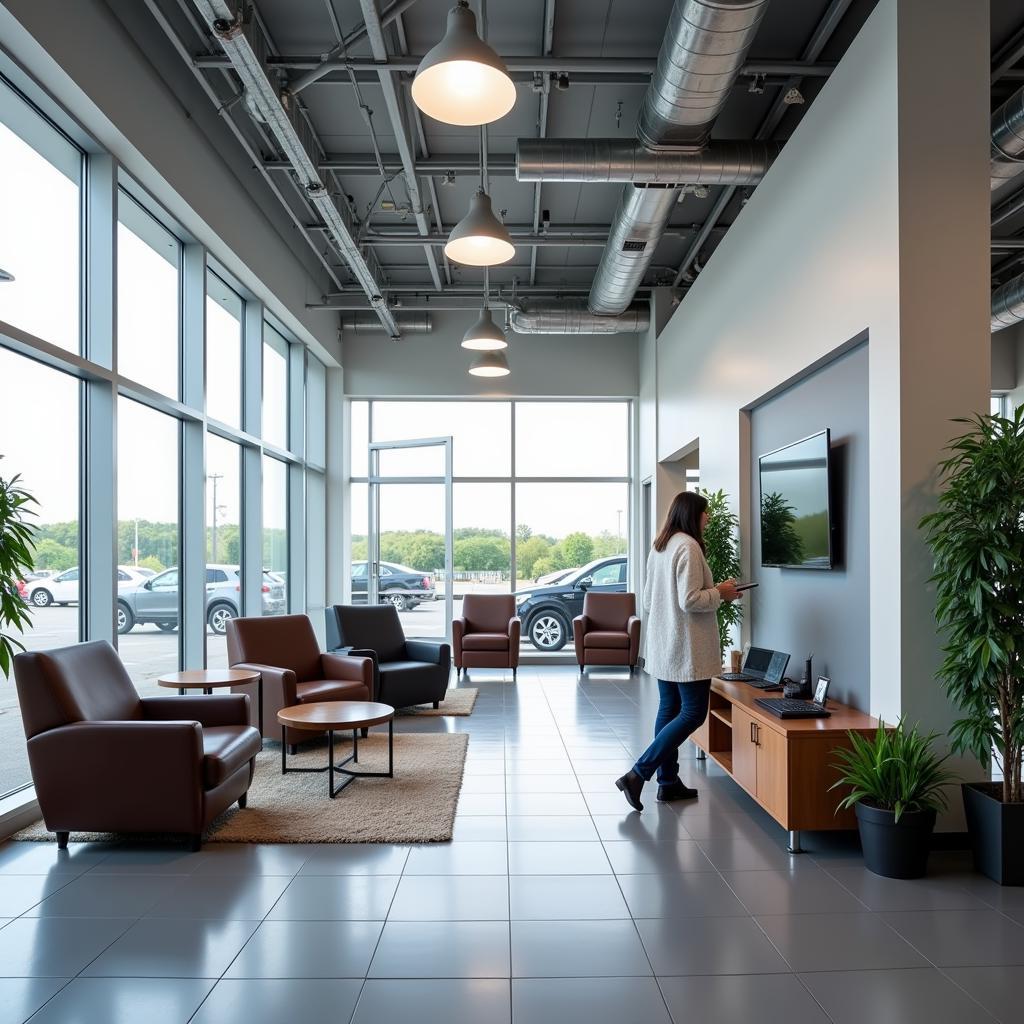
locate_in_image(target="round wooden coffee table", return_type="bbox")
[277,701,395,799]
[157,669,263,739]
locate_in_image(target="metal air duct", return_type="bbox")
[341,312,433,333]
[992,85,1024,192]
[585,0,771,317]
[638,0,771,151]
[516,139,781,184]
[508,298,650,334]
[991,272,1024,332]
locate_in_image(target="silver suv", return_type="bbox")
[116,564,286,635]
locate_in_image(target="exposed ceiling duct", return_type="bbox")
[516,139,781,185]
[508,299,650,334]
[585,0,771,318]
[341,312,433,333]
[991,272,1024,332]
[991,84,1024,192]
[190,0,400,337]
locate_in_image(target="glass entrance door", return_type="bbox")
[368,437,453,640]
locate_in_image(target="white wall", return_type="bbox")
[342,310,639,397]
[647,0,990,793]
[0,0,340,364]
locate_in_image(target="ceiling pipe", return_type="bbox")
[992,84,1024,192]
[508,299,649,334]
[585,0,771,318]
[516,138,781,184]
[341,312,433,333]
[991,272,1024,331]
[191,0,399,336]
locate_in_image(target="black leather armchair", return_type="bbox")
[325,605,450,709]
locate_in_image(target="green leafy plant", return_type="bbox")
[699,488,742,657]
[920,407,1024,804]
[831,718,955,822]
[0,457,38,678]
[760,491,805,567]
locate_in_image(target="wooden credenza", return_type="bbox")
[691,676,880,852]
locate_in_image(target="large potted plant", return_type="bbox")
[920,406,1024,884]
[699,488,742,659]
[0,456,38,678]
[832,719,954,879]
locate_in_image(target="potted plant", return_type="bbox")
[0,456,38,678]
[920,406,1024,884]
[832,719,954,879]
[699,488,742,659]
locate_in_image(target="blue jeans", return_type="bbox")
[633,679,712,785]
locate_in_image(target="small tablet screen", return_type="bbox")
[814,676,831,705]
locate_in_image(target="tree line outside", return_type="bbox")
[27,521,285,573]
[352,525,625,580]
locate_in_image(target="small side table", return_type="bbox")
[277,700,395,798]
[157,669,263,740]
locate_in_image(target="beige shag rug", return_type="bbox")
[15,731,468,845]
[398,686,478,716]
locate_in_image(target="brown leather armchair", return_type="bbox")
[13,641,260,851]
[572,592,641,674]
[226,614,373,745]
[452,594,520,680]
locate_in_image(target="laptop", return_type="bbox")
[755,676,832,719]
[720,647,790,690]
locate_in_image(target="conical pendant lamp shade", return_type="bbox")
[412,1,516,126]
[468,348,510,377]
[462,307,508,350]
[445,190,515,267]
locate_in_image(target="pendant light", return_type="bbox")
[468,348,510,377]
[411,1,516,127]
[462,273,508,350]
[445,189,514,267]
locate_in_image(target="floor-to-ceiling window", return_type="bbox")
[348,399,632,652]
[0,71,330,802]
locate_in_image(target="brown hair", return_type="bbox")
[653,491,708,553]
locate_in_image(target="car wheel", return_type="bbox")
[31,589,52,608]
[207,603,235,635]
[530,611,568,651]
[381,591,408,612]
[155,622,177,633]
[116,603,135,635]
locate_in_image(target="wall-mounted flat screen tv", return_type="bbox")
[759,429,833,569]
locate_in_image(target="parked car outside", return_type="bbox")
[116,564,287,634]
[514,554,628,651]
[26,566,152,608]
[351,560,436,611]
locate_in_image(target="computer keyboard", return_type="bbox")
[754,697,831,719]
[746,680,783,691]
[719,672,753,681]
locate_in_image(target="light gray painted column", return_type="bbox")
[287,344,306,615]
[326,368,347,606]
[83,154,117,645]
[180,243,207,666]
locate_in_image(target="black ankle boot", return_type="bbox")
[657,780,698,802]
[615,770,645,812]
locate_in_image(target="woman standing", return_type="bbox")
[616,491,740,812]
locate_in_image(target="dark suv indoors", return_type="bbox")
[515,555,628,651]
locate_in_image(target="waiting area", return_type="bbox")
[2,0,1024,1020]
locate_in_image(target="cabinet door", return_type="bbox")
[730,706,758,798]
[755,722,788,822]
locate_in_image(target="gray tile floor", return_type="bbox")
[0,665,1020,1023]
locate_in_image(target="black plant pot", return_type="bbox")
[962,782,1024,886]
[855,801,936,879]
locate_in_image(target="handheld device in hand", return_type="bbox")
[734,582,759,592]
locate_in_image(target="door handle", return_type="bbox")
[750,721,756,744]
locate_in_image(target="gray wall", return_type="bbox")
[749,342,869,709]
[342,310,639,397]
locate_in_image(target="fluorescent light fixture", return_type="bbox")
[462,307,507,350]
[445,189,515,267]
[468,349,510,377]
[411,1,516,126]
